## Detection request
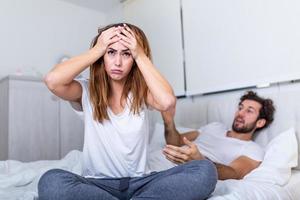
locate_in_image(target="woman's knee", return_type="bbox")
[39,169,68,186]
[170,160,216,199]
[185,160,218,187]
[38,169,73,199]
[188,160,217,175]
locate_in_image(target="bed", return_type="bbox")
[147,81,300,200]
[1,81,300,199]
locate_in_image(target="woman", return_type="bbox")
[38,23,217,200]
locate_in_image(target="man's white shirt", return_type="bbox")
[195,122,264,165]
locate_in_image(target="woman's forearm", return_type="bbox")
[135,53,176,111]
[44,47,103,89]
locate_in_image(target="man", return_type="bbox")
[162,91,275,180]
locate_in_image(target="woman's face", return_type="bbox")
[104,40,134,82]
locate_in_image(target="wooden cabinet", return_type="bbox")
[0,75,84,161]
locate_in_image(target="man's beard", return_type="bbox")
[232,117,258,134]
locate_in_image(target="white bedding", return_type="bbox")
[0,150,82,200]
[148,148,292,200]
[210,179,290,200]
[284,170,300,200]
[0,149,296,200]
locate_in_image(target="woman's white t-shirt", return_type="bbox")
[71,79,151,178]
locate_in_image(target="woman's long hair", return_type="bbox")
[89,23,152,122]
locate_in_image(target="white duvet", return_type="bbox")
[210,180,290,200]
[0,150,82,200]
[0,150,292,200]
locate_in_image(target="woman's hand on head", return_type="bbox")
[94,27,120,56]
[117,24,145,60]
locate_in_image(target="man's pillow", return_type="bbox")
[244,127,298,186]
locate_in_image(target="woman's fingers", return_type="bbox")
[118,34,132,45]
[96,25,142,59]
[118,25,137,46]
[120,26,134,39]
[119,37,139,59]
[123,24,135,38]
[102,27,118,39]
[109,35,121,44]
[97,27,117,47]
[97,27,119,48]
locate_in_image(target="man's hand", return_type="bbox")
[163,137,204,164]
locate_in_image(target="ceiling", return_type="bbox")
[59,0,124,12]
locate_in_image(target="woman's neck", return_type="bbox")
[110,79,125,98]
[108,79,127,114]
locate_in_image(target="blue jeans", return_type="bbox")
[38,160,217,200]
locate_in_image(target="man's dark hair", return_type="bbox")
[240,91,275,131]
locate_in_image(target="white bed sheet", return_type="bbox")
[284,169,300,200]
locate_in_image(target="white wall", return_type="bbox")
[0,0,110,79]
[121,0,300,96]
[59,0,124,24]
[123,0,185,96]
[106,3,124,24]
[182,0,300,95]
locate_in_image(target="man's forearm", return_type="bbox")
[214,163,240,180]
[164,120,182,146]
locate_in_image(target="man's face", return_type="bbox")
[232,99,262,133]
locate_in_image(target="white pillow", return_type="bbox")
[244,127,298,186]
